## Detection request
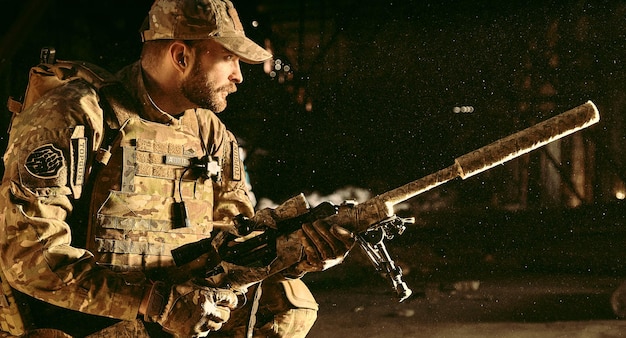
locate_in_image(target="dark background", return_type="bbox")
[1,0,624,206]
[4,1,626,327]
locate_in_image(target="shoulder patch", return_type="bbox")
[232,141,241,182]
[24,144,65,179]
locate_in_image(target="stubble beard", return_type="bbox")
[181,62,235,113]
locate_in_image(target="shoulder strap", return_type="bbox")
[8,47,136,131]
[46,58,136,130]
[17,48,139,165]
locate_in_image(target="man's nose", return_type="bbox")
[230,61,243,84]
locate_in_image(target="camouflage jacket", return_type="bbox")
[0,61,254,323]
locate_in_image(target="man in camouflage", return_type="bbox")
[0,0,354,337]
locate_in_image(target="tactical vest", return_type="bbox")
[3,48,224,336]
[89,110,217,273]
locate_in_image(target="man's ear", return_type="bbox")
[169,41,189,71]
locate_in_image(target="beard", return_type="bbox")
[181,61,236,113]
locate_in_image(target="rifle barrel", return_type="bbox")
[380,101,600,207]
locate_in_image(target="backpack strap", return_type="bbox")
[6,48,56,116]
[9,47,135,126]
[10,48,139,166]
[49,59,135,129]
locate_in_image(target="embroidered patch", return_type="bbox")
[70,126,87,199]
[232,141,241,181]
[24,144,65,179]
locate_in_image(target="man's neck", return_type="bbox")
[142,66,195,117]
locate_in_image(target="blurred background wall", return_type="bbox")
[1,0,624,214]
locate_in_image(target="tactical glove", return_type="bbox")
[291,218,356,273]
[141,281,238,337]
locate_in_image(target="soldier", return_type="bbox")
[0,0,354,337]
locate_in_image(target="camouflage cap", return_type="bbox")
[141,0,272,64]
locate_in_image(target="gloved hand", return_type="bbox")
[141,281,238,337]
[292,217,356,273]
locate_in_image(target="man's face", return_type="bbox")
[181,39,243,113]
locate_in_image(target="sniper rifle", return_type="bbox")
[172,101,600,302]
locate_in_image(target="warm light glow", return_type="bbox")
[614,180,626,200]
[453,106,474,113]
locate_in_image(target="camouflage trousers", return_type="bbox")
[0,322,150,338]
[0,328,72,338]
[0,277,318,338]
[212,277,319,338]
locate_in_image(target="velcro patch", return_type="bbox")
[232,141,241,181]
[24,144,65,179]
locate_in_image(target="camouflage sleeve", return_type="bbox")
[0,81,145,320]
[214,129,256,220]
[197,109,255,222]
